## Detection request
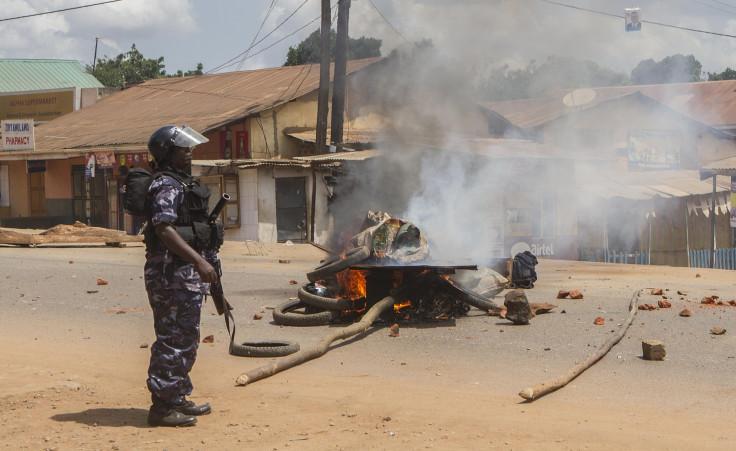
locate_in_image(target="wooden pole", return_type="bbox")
[518,290,640,401]
[330,0,351,150]
[315,0,331,155]
[235,295,396,386]
[711,176,717,268]
[310,165,317,242]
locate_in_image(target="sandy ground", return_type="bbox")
[2,241,736,450]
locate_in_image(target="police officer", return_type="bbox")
[144,125,221,427]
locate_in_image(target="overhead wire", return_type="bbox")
[0,0,124,22]
[690,0,736,15]
[538,0,736,39]
[708,0,736,10]
[368,0,410,43]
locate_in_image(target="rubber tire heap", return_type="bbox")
[272,246,371,326]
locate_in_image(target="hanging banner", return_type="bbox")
[85,153,96,178]
[628,129,680,169]
[731,177,736,228]
[95,151,116,169]
[625,8,641,32]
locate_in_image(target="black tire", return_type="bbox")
[306,246,371,282]
[230,339,300,357]
[272,300,340,326]
[442,279,499,311]
[297,286,353,310]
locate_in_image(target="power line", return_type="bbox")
[538,0,736,39]
[368,0,410,43]
[0,0,124,22]
[207,0,313,74]
[708,0,736,10]
[690,0,736,15]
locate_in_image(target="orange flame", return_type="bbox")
[393,300,411,312]
[336,269,367,300]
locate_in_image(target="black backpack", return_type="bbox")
[123,168,184,217]
[510,251,538,289]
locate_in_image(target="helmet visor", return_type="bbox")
[172,125,209,148]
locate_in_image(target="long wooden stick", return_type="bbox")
[235,295,396,386]
[518,290,641,401]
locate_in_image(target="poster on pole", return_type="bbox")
[625,8,642,32]
[85,153,96,178]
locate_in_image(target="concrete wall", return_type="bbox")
[251,91,321,159]
[0,161,29,218]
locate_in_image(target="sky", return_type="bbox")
[3,0,736,77]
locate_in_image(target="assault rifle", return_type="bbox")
[207,193,234,317]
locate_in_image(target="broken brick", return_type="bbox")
[679,308,692,317]
[389,324,400,337]
[658,300,671,308]
[97,278,108,285]
[202,335,214,343]
[642,340,666,361]
[650,288,663,295]
[253,314,263,320]
[569,290,584,299]
[557,290,570,299]
[594,317,605,325]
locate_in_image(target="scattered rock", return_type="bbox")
[68,261,74,264]
[86,290,98,294]
[530,302,557,315]
[557,290,570,299]
[638,303,658,310]
[253,313,263,320]
[679,308,692,317]
[710,327,726,335]
[289,280,298,285]
[702,297,718,305]
[569,290,584,299]
[696,273,701,278]
[504,289,534,325]
[642,340,666,361]
[677,290,688,295]
[202,335,214,343]
[140,343,148,348]
[594,317,605,325]
[730,300,736,307]
[389,324,400,337]
[96,279,108,285]
[650,288,663,295]
[657,300,671,308]
[278,259,291,264]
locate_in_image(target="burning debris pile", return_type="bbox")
[272,212,507,327]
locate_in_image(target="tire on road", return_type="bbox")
[443,280,499,311]
[272,300,340,326]
[306,246,371,282]
[230,339,300,357]
[297,286,353,311]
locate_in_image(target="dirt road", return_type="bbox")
[2,242,736,450]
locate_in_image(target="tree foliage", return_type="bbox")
[630,54,702,85]
[88,44,203,88]
[708,67,736,81]
[284,29,381,66]
[480,56,630,101]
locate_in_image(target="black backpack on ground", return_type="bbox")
[510,251,538,289]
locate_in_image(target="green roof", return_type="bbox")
[0,59,104,93]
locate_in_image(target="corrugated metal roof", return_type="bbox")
[0,59,103,92]
[294,149,378,162]
[484,80,736,130]
[236,159,314,169]
[577,166,731,200]
[285,128,383,146]
[15,58,382,154]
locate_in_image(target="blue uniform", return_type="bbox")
[144,165,217,407]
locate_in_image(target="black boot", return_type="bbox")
[147,408,197,427]
[173,398,211,416]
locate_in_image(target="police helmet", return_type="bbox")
[147,125,209,163]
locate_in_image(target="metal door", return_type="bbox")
[275,177,307,243]
[72,165,106,226]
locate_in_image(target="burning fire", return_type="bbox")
[393,300,411,313]
[336,269,367,300]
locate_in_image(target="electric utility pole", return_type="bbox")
[315,0,331,155]
[330,0,351,151]
[92,37,99,74]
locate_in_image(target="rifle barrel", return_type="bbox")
[209,193,230,224]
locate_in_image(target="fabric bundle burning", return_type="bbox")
[273,212,508,327]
